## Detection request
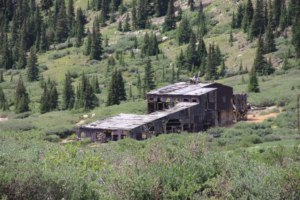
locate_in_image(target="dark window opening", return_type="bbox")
[174,99,179,105]
[183,99,189,102]
[149,97,153,101]
[157,98,162,102]
[112,135,119,141]
[183,124,189,131]
[148,103,155,113]
[158,103,163,110]
[192,99,197,102]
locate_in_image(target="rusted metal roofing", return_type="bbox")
[148,82,217,95]
[81,102,198,130]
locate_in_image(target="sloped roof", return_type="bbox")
[147,82,216,96]
[81,102,198,130]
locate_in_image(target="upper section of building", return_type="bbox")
[148,82,217,96]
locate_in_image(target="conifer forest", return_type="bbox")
[1,0,300,199]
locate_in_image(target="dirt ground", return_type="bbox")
[0,117,8,122]
[246,106,281,123]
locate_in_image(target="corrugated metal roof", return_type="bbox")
[81,102,198,130]
[147,82,216,95]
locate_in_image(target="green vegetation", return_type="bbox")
[1,0,300,198]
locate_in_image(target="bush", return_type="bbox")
[1,120,36,131]
[48,50,70,60]
[224,69,238,78]
[264,134,281,142]
[45,134,60,142]
[43,125,76,138]
[210,22,231,35]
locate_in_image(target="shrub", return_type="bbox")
[210,22,231,35]
[45,134,60,142]
[264,134,281,142]
[48,50,70,60]
[224,69,238,78]
[1,120,36,131]
[43,125,76,138]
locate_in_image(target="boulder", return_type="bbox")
[115,31,122,34]
[162,37,169,41]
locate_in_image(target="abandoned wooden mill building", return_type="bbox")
[77,81,247,143]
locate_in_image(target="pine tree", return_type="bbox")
[273,0,282,26]
[90,20,103,60]
[136,0,147,29]
[78,72,99,110]
[118,20,122,31]
[123,13,130,32]
[41,0,53,13]
[116,70,127,101]
[106,70,120,106]
[186,31,197,70]
[242,0,254,33]
[75,24,83,47]
[1,33,12,69]
[236,4,244,28]
[177,17,192,45]
[248,66,260,92]
[134,36,138,49]
[171,65,175,83]
[14,80,30,114]
[162,0,176,32]
[177,6,182,21]
[131,0,137,30]
[176,67,180,81]
[27,47,39,82]
[279,1,287,30]
[292,14,300,57]
[250,0,264,38]
[205,44,217,80]
[238,60,243,74]
[67,0,75,29]
[84,30,92,55]
[55,0,68,42]
[253,34,266,75]
[39,23,48,53]
[141,32,150,55]
[62,71,75,109]
[265,57,273,75]
[154,0,169,17]
[188,0,195,11]
[144,58,155,91]
[129,84,132,98]
[282,56,288,70]
[137,73,141,93]
[40,83,51,114]
[265,21,276,53]
[92,76,101,93]
[0,86,8,110]
[220,59,226,76]
[50,85,58,110]
[0,71,4,83]
[231,11,236,29]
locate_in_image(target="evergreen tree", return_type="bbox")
[39,23,48,53]
[265,57,273,75]
[154,0,169,17]
[292,14,300,57]
[236,4,244,28]
[141,32,150,55]
[101,0,109,20]
[106,70,120,106]
[116,70,127,101]
[134,36,138,49]
[62,71,75,109]
[40,83,51,114]
[84,30,92,55]
[231,11,236,29]
[129,84,132,98]
[92,76,101,93]
[131,0,137,30]
[176,6,182,21]
[67,0,75,29]
[186,32,197,70]
[78,72,99,110]
[27,47,39,82]
[171,65,175,83]
[14,80,30,114]
[253,34,266,75]
[250,0,264,38]
[136,0,147,29]
[176,67,180,81]
[144,58,155,91]
[282,56,288,70]
[268,0,275,30]
[248,66,260,92]
[273,0,282,26]
[75,23,83,47]
[145,18,152,29]
[220,59,226,76]
[279,2,287,30]
[90,20,103,60]
[265,20,276,53]
[162,0,176,32]
[242,0,254,33]
[205,44,217,80]
[188,0,195,11]
[1,33,12,69]
[41,0,53,13]
[50,85,58,110]
[118,20,122,31]
[55,0,68,42]
[137,73,141,93]
[177,17,192,45]
[0,86,8,111]
[123,13,130,32]
[0,71,4,82]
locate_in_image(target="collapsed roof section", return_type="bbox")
[81,102,198,131]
